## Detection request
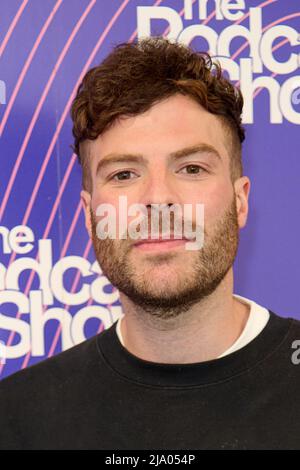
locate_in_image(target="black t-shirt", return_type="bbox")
[0,310,300,449]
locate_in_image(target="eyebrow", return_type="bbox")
[95,143,221,176]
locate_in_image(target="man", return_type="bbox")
[0,37,300,450]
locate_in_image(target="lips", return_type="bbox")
[132,237,191,253]
[133,235,187,245]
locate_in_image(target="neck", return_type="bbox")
[118,269,250,364]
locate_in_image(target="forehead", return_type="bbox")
[85,94,230,168]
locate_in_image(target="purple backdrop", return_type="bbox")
[0,0,300,378]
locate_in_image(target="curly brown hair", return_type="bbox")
[70,37,245,192]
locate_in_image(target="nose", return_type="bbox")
[136,172,182,237]
[138,172,178,208]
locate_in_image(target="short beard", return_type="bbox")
[90,197,239,320]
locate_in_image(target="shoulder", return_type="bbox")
[0,332,101,398]
[269,310,300,335]
[264,310,300,371]
[0,330,107,449]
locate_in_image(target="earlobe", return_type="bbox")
[234,176,251,229]
[80,190,92,238]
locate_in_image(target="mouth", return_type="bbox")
[132,237,191,252]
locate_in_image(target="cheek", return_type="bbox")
[91,194,145,240]
[91,195,118,233]
[92,183,140,209]
[91,194,115,211]
[192,180,234,224]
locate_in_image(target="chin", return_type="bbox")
[137,275,182,295]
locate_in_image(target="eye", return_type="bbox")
[109,170,137,181]
[179,164,206,175]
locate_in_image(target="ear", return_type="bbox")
[234,176,251,229]
[80,190,92,238]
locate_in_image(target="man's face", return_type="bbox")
[81,94,250,318]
